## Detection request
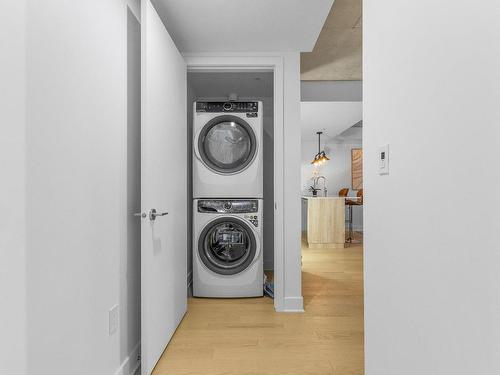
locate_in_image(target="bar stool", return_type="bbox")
[338,188,350,241]
[338,188,349,197]
[345,189,363,243]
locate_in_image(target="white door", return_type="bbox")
[140,1,187,374]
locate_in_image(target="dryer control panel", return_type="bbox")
[244,214,259,228]
[198,199,258,214]
[196,101,259,113]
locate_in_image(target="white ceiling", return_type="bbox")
[188,72,273,98]
[151,0,334,52]
[334,122,362,143]
[301,102,362,141]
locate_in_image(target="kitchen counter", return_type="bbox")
[302,196,345,248]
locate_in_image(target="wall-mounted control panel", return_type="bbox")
[198,199,258,214]
[378,144,389,175]
[196,101,258,113]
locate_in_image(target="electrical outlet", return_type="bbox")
[109,305,119,335]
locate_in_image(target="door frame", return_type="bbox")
[184,54,286,311]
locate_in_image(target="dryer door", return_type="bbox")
[198,217,257,275]
[197,115,257,174]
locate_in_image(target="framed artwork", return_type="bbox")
[351,148,363,190]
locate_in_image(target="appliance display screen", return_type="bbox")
[217,230,243,245]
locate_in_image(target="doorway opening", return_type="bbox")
[299,96,364,371]
[301,119,363,245]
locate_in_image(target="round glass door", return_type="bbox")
[198,115,257,174]
[198,218,257,275]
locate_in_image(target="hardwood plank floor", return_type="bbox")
[152,238,364,375]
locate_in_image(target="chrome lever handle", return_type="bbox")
[148,208,168,221]
[154,212,168,217]
[133,209,168,221]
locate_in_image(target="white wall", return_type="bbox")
[301,140,363,231]
[24,1,139,374]
[364,1,500,374]
[186,83,195,293]
[282,53,303,311]
[0,1,27,373]
[262,100,274,270]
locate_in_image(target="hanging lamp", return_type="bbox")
[310,131,330,165]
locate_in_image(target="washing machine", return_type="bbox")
[193,101,263,198]
[193,198,263,298]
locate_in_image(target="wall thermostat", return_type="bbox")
[378,144,389,175]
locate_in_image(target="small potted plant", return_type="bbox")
[309,186,319,197]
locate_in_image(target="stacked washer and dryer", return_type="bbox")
[192,101,264,298]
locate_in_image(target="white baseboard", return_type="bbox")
[114,341,141,375]
[283,296,304,312]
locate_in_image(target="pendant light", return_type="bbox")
[310,131,330,165]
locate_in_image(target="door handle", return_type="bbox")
[148,208,168,221]
[133,209,168,221]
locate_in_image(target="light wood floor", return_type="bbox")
[152,237,364,375]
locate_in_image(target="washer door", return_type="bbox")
[197,115,257,174]
[198,217,257,275]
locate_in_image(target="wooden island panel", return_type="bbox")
[306,197,345,248]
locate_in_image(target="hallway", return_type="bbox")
[153,239,364,375]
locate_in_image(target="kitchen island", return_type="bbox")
[302,196,345,248]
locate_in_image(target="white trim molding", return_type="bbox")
[284,297,305,313]
[114,341,141,375]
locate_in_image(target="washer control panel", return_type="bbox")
[198,199,259,214]
[196,101,258,114]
